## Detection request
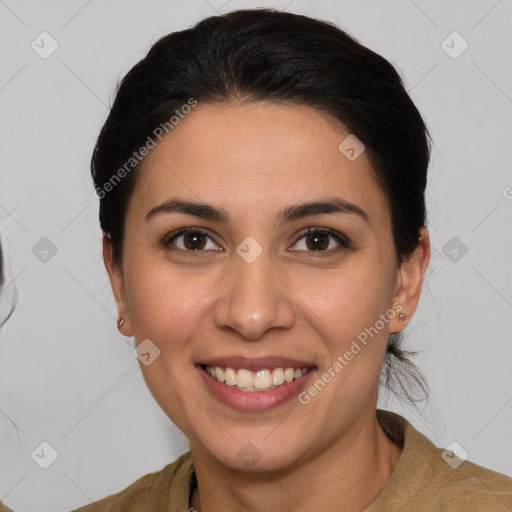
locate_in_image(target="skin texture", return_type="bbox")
[104,101,430,512]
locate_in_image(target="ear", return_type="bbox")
[389,227,430,334]
[103,234,133,336]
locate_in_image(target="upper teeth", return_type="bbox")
[205,365,309,391]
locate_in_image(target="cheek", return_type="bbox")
[124,261,219,434]
[124,257,219,349]
[297,262,393,345]
[295,261,394,410]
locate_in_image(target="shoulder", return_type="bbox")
[373,409,512,511]
[428,448,512,507]
[70,451,194,512]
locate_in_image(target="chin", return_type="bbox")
[194,431,309,473]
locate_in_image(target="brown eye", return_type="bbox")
[305,232,329,251]
[164,228,220,252]
[183,231,207,250]
[292,228,349,253]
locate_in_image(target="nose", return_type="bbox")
[213,250,296,340]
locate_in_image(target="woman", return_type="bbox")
[74,8,512,511]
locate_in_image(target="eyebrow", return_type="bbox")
[276,197,368,226]
[145,197,369,225]
[145,199,231,223]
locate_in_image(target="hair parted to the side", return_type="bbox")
[91,8,430,407]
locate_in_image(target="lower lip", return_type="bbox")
[197,365,316,411]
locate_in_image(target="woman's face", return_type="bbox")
[106,101,426,472]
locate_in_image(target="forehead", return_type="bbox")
[130,101,389,223]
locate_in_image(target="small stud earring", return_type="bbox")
[118,318,124,328]
[398,312,407,324]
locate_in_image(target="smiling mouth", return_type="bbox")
[201,364,315,392]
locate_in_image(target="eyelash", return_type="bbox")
[161,226,350,255]
[292,228,350,253]
[162,227,220,254]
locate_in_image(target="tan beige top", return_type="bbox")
[69,409,512,511]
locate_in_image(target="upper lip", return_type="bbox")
[198,356,316,372]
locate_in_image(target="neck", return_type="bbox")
[189,410,402,512]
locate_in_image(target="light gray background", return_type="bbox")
[0,1,511,510]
